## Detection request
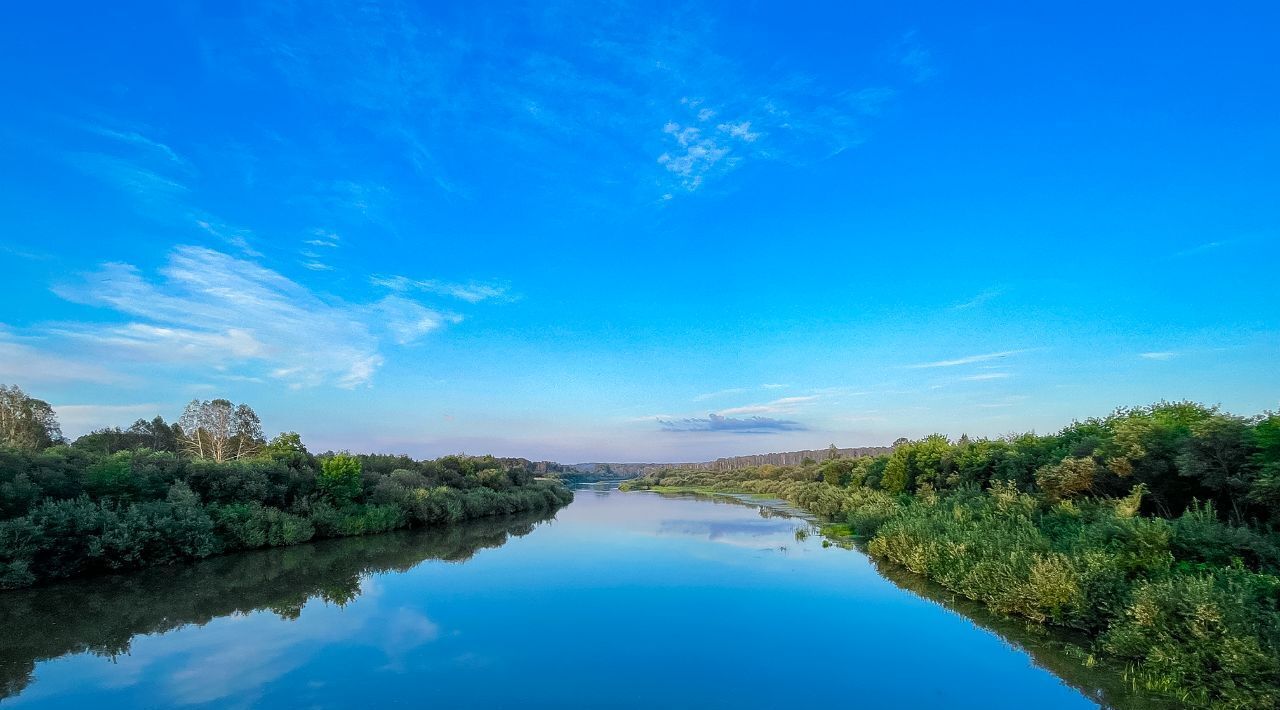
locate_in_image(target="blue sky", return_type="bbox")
[1,1,1277,462]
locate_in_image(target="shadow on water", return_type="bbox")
[649,490,1171,710]
[0,508,559,701]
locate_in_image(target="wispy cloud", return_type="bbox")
[960,372,1012,381]
[908,349,1030,369]
[1140,351,1178,361]
[659,413,807,434]
[657,117,735,192]
[298,230,341,271]
[72,122,264,258]
[231,3,923,202]
[952,288,1004,310]
[895,30,937,83]
[83,124,188,167]
[305,230,341,248]
[68,151,189,200]
[195,217,260,257]
[1172,241,1232,258]
[692,387,748,402]
[52,246,461,388]
[717,395,820,417]
[761,383,789,390]
[371,275,512,303]
[374,295,462,345]
[0,243,55,261]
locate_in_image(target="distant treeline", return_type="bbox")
[683,445,894,471]
[623,401,1280,709]
[0,384,572,590]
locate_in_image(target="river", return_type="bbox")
[0,484,1154,708]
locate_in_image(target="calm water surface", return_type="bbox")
[1,486,1145,708]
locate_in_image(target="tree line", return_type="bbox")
[0,384,572,590]
[622,401,1280,709]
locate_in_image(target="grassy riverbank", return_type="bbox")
[623,402,1280,709]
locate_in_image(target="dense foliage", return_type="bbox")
[623,402,1280,708]
[0,385,572,590]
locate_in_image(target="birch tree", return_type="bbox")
[178,398,265,462]
[0,384,62,451]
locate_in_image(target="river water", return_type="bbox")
[0,485,1149,708]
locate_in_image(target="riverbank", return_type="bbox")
[622,419,1280,710]
[1,486,1138,708]
[631,487,1178,709]
[0,445,573,590]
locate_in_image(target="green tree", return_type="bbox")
[0,384,62,451]
[1035,456,1096,502]
[265,432,308,457]
[318,454,363,506]
[881,448,911,494]
[1178,414,1255,521]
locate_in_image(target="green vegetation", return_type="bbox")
[623,402,1280,708]
[0,384,572,590]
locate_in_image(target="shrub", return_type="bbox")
[1035,456,1096,502]
[1102,570,1280,708]
[318,454,363,505]
[1171,501,1280,571]
[212,503,314,549]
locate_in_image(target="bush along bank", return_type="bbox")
[1,445,572,590]
[623,402,1280,708]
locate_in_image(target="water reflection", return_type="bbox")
[0,509,556,702]
[1,489,1171,709]
[648,490,1169,710]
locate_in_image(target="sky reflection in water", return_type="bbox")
[2,488,1114,709]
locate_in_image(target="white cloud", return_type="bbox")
[370,275,511,303]
[718,395,820,416]
[69,151,189,199]
[716,121,760,142]
[952,288,1004,310]
[908,349,1030,369]
[1140,351,1178,361]
[692,387,748,402]
[195,217,260,257]
[374,295,461,345]
[1172,241,1232,258]
[52,246,455,388]
[306,230,341,247]
[657,120,732,191]
[85,124,188,167]
[231,4,917,202]
[961,372,1011,381]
